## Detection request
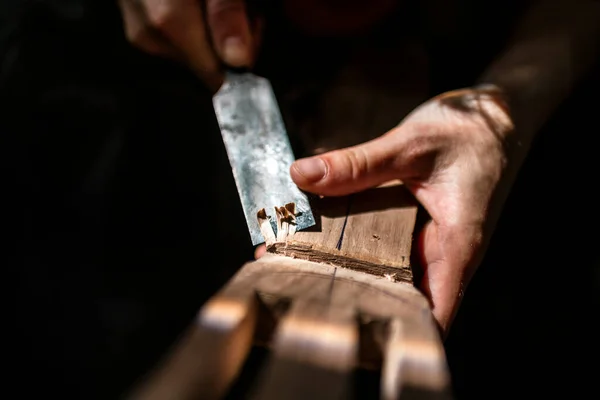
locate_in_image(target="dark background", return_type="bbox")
[2,1,599,398]
[446,63,600,398]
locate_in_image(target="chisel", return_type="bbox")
[212,71,316,246]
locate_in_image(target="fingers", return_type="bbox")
[290,135,401,197]
[143,0,222,90]
[254,244,266,259]
[420,263,463,339]
[416,221,481,337]
[206,0,254,67]
[119,0,260,92]
[119,0,181,59]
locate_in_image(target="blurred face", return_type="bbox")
[283,0,399,36]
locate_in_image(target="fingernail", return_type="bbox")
[292,158,327,182]
[222,37,249,67]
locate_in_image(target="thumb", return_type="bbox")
[290,134,403,196]
[206,0,254,67]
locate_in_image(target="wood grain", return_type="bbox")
[342,185,417,270]
[267,183,417,284]
[129,182,449,399]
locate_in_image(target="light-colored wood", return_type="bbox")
[267,184,416,285]
[131,253,450,399]
[268,195,350,251]
[382,318,450,400]
[130,184,450,400]
[249,295,358,400]
[341,185,417,271]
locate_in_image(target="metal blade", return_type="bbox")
[213,72,315,246]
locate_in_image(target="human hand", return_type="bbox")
[118,0,261,91]
[286,87,514,336]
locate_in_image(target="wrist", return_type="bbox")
[472,81,538,169]
[433,85,516,151]
[465,84,531,234]
[432,85,522,230]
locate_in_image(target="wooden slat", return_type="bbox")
[249,298,358,400]
[268,184,416,284]
[129,186,447,399]
[340,184,417,279]
[128,288,259,400]
[217,254,451,398]
[272,194,350,251]
[381,318,451,400]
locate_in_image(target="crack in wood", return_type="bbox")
[335,195,353,251]
[268,242,412,284]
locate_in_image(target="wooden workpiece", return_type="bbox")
[262,183,417,284]
[130,184,451,400]
[130,27,447,399]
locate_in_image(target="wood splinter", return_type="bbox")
[257,203,298,247]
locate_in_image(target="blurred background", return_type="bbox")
[2,1,599,398]
[446,63,600,398]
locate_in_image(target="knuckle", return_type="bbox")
[401,137,430,165]
[208,0,246,17]
[344,147,370,181]
[146,3,176,31]
[395,131,443,176]
[124,24,145,44]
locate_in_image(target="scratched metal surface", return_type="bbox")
[213,72,315,246]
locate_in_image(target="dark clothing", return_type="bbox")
[2,1,598,398]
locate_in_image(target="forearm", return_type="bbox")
[479,0,600,157]
[473,0,600,232]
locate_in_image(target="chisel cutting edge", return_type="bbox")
[213,71,316,246]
